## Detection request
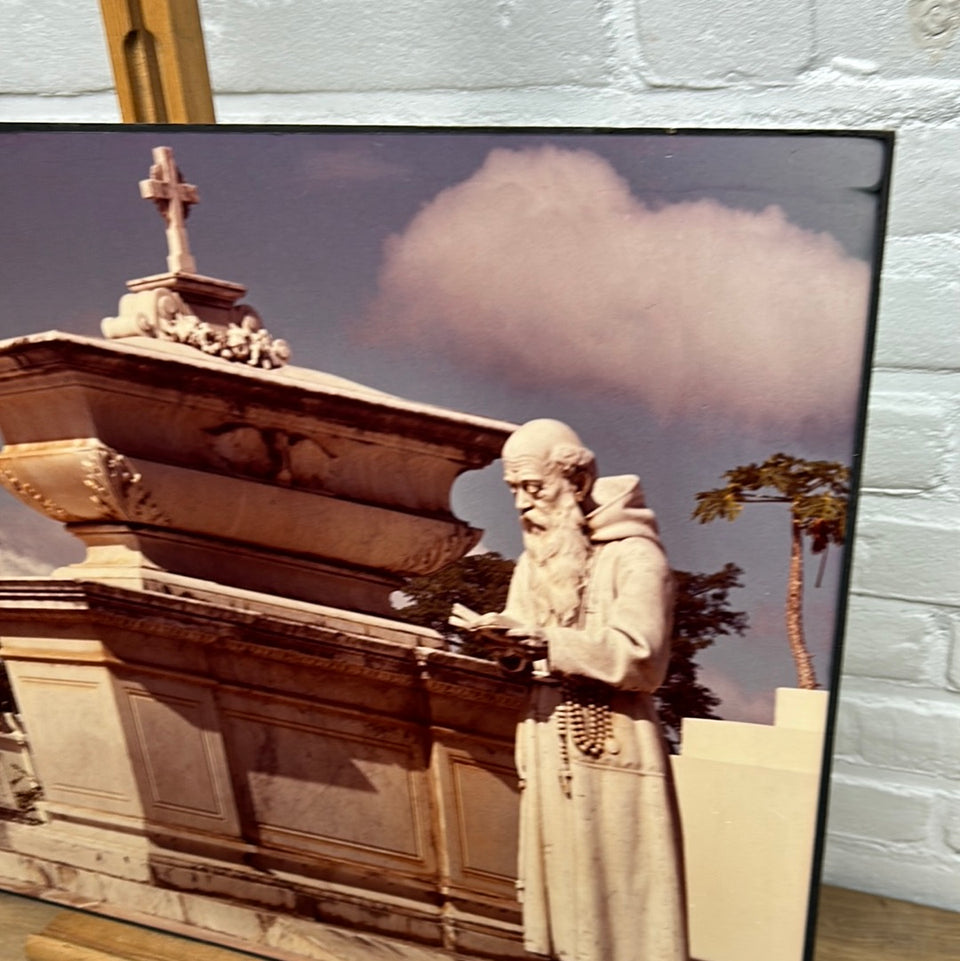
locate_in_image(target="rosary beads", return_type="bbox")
[557,680,613,794]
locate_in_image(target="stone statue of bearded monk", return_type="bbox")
[451,419,689,961]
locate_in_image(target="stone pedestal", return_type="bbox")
[0,579,526,960]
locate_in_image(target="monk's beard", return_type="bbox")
[522,492,591,629]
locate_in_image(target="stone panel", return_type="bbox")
[433,736,519,898]
[673,690,826,961]
[221,697,433,873]
[118,679,241,836]
[6,663,141,818]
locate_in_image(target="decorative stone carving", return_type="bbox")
[0,712,44,824]
[139,145,199,275]
[104,288,290,369]
[101,146,290,369]
[0,465,69,522]
[80,445,171,526]
[205,423,333,486]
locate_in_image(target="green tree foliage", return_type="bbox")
[692,453,850,689]
[656,563,747,751]
[397,551,516,658]
[396,553,747,751]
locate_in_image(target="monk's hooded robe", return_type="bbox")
[500,474,689,961]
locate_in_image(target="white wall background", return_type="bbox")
[1,0,958,911]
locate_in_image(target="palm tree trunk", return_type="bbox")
[786,519,818,689]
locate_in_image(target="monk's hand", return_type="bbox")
[475,612,522,631]
[505,626,548,658]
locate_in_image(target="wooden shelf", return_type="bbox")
[3,885,958,959]
[815,885,959,961]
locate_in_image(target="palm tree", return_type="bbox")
[692,454,850,689]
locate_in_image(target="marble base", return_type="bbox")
[0,578,525,961]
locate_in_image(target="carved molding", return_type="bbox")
[420,676,525,711]
[205,423,335,488]
[103,288,290,369]
[0,466,70,522]
[80,445,171,525]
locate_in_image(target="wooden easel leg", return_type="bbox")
[98,0,216,124]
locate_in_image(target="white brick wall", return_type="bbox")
[1,0,958,911]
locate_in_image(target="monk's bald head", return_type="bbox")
[502,419,597,533]
[502,419,596,490]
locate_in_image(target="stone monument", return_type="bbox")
[0,146,529,961]
[451,419,689,961]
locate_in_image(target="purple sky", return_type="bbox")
[0,127,889,722]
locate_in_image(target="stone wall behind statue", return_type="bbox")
[1,0,958,911]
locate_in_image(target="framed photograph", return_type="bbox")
[0,126,891,961]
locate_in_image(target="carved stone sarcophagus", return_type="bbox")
[0,329,511,615]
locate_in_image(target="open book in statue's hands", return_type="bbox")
[448,604,547,660]
[448,603,519,633]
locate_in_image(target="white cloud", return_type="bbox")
[363,146,870,432]
[0,498,82,576]
[0,548,56,578]
[301,144,410,184]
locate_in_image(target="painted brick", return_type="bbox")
[821,836,960,912]
[203,80,960,130]
[842,597,935,682]
[0,2,111,94]
[0,94,120,124]
[815,0,960,80]
[941,795,960,853]
[860,395,948,491]
[947,613,960,692]
[867,368,960,401]
[830,701,862,759]
[882,234,960,281]
[633,0,815,85]
[846,697,960,777]
[874,273,960,371]
[852,515,960,606]
[886,128,960,236]
[827,778,933,843]
[198,0,614,93]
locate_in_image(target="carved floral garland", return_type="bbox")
[105,288,291,370]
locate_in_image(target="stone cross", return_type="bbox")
[139,146,199,274]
